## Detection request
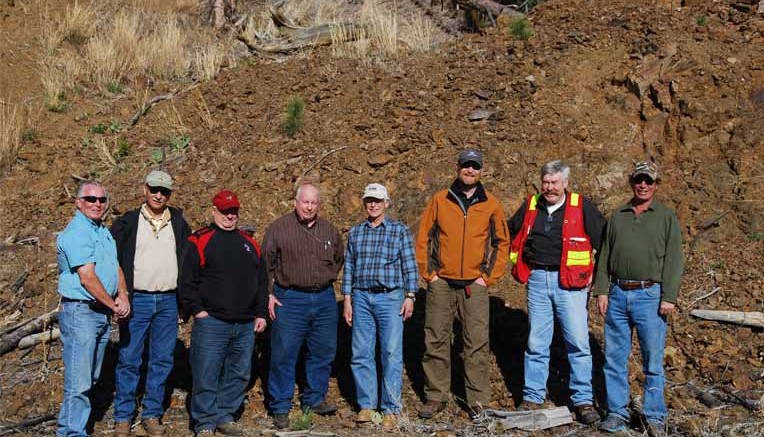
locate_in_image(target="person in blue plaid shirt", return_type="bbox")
[342,183,419,431]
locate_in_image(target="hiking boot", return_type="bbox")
[273,413,289,430]
[304,400,337,415]
[517,401,545,411]
[417,400,448,419]
[468,405,485,421]
[356,409,373,423]
[142,418,165,437]
[599,415,628,433]
[381,414,396,431]
[216,421,244,436]
[573,404,600,425]
[114,421,131,437]
[646,421,666,437]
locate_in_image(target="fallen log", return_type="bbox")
[0,413,56,436]
[238,3,367,54]
[18,327,60,349]
[0,310,59,356]
[484,406,573,431]
[722,386,763,411]
[690,309,764,328]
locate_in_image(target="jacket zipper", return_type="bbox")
[448,188,468,278]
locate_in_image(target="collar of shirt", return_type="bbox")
[140,203,171,236]
[541,193,566,215]
[363,216,388,228]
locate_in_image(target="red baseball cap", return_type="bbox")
[212,190,240,210]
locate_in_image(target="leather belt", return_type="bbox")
[362,286,394,294]
[616,279,656,290]
[529,263,560,271]
[281,284,331,293]
[61,297,109,311]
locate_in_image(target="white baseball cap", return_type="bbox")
[362,183,390,201]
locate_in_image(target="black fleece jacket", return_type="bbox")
[179,224,268,321]
[110,206,191,296]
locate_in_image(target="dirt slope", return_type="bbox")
[0,0,762,435]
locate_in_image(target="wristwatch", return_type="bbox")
[405,292,416,302]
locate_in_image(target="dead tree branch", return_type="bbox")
[0,310,59,356]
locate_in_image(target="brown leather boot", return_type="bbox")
[418,400,448,419]
[142,418,165,437]
[114,421,131,437]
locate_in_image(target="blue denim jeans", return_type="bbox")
[114,292,179,423]
[351,290,404,414]
[190,315,254,433]
[523,269,593,406]
[57,302,111,437]
[268,285,337,414]
[604,283,667,424]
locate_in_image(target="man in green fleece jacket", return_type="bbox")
[594,161,683,437]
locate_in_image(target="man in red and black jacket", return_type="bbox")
[508,160,606,425]
[180,189,268,437]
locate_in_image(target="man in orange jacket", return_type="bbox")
[415,149,510,420]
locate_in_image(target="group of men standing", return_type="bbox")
[55,150,682,437]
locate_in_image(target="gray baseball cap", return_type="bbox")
[145,170,173,190]
[458,149,483,166]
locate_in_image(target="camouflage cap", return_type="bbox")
[631,161,659,180]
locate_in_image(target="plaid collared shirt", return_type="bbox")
[342,216,419,295]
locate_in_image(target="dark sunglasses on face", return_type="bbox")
[631,174,656,185]
[460,161,482,171]
[217,208,239,216]
[147,186,172,196]
[80,196,108,204]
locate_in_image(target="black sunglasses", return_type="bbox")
[148,185,172,196]
[631,174,656,185]
[80,196,108,204]
[460,161,482,171]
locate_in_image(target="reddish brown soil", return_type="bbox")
[0,0,763,435]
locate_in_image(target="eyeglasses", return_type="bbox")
[147,185,171,196]
[631,174,656,185]
[460,161,482,171]
[363,198,385,204]
[80,196,108,204]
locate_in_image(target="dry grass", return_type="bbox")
[400,14,436,53]
[192,40,226,81]
[0,103,23,172]
[85,10,142,88]
[142,17,190,80]
[360,0,399,59]
[193,90,215,130]
[60,1,99,45]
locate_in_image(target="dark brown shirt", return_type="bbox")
[262,211,344,292]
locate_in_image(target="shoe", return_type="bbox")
[142,418,165,437]
[304,400,337,415]
[599,415,628,433]
[468,405,485,421]
[646,421,666,437]
[273,413,289,430]
[417,400,448,419]
[517,400,545,411]
[356,409,373,423]
[381,414,396,431]
[573,404,600,425]
[195,430,214,436]
[216,421,244,436]
[114,421,131,437]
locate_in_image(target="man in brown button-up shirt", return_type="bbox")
[263,182,344,429]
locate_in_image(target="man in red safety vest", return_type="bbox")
[508,160,606,425]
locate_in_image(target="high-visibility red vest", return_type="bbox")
[509,193,594,289]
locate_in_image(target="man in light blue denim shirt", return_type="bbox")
[56,180,130,437]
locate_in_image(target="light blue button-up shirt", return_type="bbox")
[57,210,119,300]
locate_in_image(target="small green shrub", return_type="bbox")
[508,18,534,41]
[169,134,190,152]
[21,129,39,143]
[746,232,764,242]
[46,93,71,113]
[106,82,123,94]
[150,148,164,165]
[291,410,312,431]
[710,260,725,270]
[114,139,130,162]
[695,15,708,26]
[282,97,305,138]
[89,123,108,134]
[108,121,123,133]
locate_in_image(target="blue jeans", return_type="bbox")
[523,269,593,406]
[190,315,254,433]
[57,302,111,437]
[114,292,179,423]
[268,285,337,414]
[604,283,667,424]
[351,290,404,414]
